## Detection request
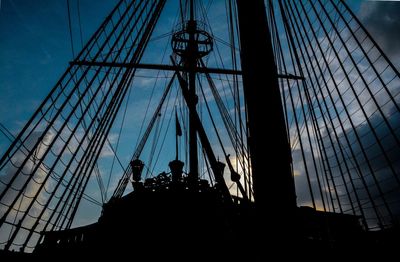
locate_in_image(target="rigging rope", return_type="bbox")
[150,90,180,176]
[0,122,103,206]
[77,0,84,48]
[105,68,134,201]
[0,0,168,250]
[66,0,75,58]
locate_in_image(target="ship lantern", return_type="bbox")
[216,161,226,177]
[130,159,144,182]
[169,159,185,183]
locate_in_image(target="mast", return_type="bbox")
[186,0,198,183]
[173,0,199,185]
[173,0,213,187]
[236,0,297,251]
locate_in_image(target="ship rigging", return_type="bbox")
[0,0,399,259]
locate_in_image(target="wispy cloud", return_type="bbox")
[360,1,400,67]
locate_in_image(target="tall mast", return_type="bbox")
[187,0,198,183]
[236,0,296,253]
[190,0,194,21]
[172,0,213,187]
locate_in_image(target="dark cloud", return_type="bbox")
[340,109,400,223]
[359,1,400,63]
[292,103,400,227]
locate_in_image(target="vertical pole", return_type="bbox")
[236,0,296,255]
[175,110,179,160]
[176,131,179,161]
[187,0,198,184]
[190,0,194,21]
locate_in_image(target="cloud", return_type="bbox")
[339,110,400,223]
[0,126,108,250]
[275,0,400,228]
[292,103,400,227]
[359,1,400,65]
[99,133,119,158]
[0,130,56,250]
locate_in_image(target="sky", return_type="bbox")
[0,0,400,236]
[279,0,400,227]
[0,0,239,233]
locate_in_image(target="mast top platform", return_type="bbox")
[171,20,213,59]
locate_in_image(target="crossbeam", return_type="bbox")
[70,60,304,80]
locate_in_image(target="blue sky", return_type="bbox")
[0,0,373,149]
[0,0,119,133]
[0,0,239,230]
[0,0,399,232]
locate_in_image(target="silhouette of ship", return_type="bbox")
[1,0,399,259]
